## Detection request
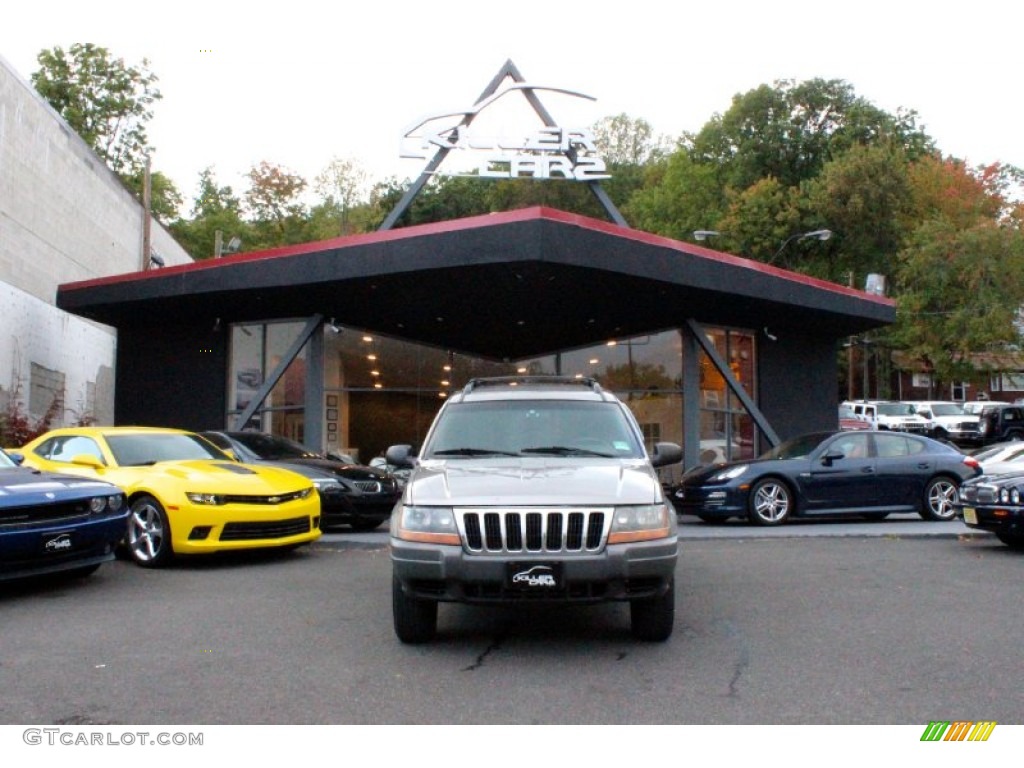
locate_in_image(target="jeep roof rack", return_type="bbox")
[462,375,603,393]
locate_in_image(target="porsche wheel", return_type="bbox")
[921,477,958,521]
[126,495,174,567]
[748,478,793,526]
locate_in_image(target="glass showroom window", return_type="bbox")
[699,328,757,463]
[227,321,308,439]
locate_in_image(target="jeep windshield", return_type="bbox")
[421,400,644,459]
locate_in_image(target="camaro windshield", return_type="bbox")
[106,433,230,466]
[423,400,644,459]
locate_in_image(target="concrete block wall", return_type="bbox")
[0,55,193,428]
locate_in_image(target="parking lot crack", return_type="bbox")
[462,637,504,671]
[727,651,749,698]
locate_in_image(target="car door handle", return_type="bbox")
[918,463,930,469]
[861,467,875,473]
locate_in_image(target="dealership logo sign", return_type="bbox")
[920,721,996,742]
[400,82,610,181]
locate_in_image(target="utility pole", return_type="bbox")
[141,155,152,270]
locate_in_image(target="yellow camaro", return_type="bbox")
[18,427,321,567]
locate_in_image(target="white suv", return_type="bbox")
[905,401,981,445]
[842,400,933,434]
[385,376,683,644]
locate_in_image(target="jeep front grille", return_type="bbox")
[460,509,609,553]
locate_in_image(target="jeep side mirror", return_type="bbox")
[385,444,418,468]
[651,442,682,468]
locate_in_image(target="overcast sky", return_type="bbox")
[4,0,1023,207]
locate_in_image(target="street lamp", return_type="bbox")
[693,230,722,242]
[769,229,832,265]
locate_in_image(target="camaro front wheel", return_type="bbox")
[921,477,958,521]
[748,478,792,525]
[126,495,174,567]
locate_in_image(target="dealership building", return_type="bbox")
[5,58,894,472]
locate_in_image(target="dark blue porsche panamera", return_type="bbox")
[671,431,982,525]
[0,448,127,581]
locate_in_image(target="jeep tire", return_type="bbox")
[392,576,438,644]
[630,577,675,642]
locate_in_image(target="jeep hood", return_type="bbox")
[404,458,665,506]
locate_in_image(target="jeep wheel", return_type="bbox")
[630,577,675,642]
[921,476,958,521]
[392,576,438,644]
[748,478,792,525]
[995,531,1024,549]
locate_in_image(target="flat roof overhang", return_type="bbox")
[57,207,895,359]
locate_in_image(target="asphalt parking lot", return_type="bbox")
[2,514,1020,726]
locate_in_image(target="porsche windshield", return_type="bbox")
[759,433,832,460]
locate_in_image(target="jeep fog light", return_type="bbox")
[395,505,460,545]
[608,504,673,544]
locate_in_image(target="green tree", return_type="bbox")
[31,43,161,175]
[892,218,1024,383]
[314,156,369,236]
[169,167,247,260]
[243,161,309,247]
[689,78,932,191]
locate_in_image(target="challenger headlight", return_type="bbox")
[89,494,125,514]
[608,503,674,544]
[186,492,226,506]
[394,505,460,545]
[711,464,749,482]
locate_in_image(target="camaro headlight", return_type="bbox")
[710,464,749,482]
[187,492,226,506]
[394,505,460,545]
[89,495,123,514]
[608,503,674,544]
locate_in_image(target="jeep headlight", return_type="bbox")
[394,505,460,545]
[608,503,674,544]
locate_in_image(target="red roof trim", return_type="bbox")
[59,206,894,306]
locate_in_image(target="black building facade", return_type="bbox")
[57,207,894,474]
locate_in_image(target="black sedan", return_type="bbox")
[200,431,401,531]
[1,448,127,581]
[957,472,1024,548]
[671,430,982,525]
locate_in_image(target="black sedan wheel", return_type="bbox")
[995,531,1024,549]
[748,478,792,525]
[921,477,959,521]
[126,495,174,567]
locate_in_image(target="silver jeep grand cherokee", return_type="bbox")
[385,376,683,644]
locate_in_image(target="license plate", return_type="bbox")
[507,562,562,591]
[963,507,978,525]
[41,532,75,554]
